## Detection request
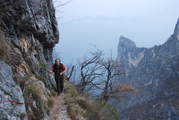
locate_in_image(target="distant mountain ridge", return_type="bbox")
[110,18,179,120]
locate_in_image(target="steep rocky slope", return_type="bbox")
[0,1,120,120]
[110,19,179,120]
[0,0,59,119]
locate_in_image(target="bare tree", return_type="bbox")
[53,0,72,19]
[65,62,75,81]
[100,49,139,101]
[99,49,121,101]
[53,0,72,8]
[76,49,105,95]
[71,47,138,100]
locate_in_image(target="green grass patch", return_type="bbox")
[20,113,26,119]
[35,75,43,81]
[47,98,55,108]
[39,59,48,70]
[27,85,42,98]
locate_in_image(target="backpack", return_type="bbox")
[53,63,64,78]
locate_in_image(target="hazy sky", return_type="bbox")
[54,0,179,64]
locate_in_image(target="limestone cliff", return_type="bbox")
[110,18,179,120]
[0,0,59,119]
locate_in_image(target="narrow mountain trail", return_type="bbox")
[50,93,71,120]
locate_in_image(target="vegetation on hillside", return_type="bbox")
[63,79,119,120]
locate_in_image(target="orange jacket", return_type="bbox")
[51,64,66,73]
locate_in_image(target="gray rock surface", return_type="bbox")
[111,18,179,120]
[0,0,58,87]
[0,61,27,120]
[0,0,59,119]
[0,0,59,63]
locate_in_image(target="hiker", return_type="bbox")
[48,59,66,96]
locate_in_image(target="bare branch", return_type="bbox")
[54,0,72,8]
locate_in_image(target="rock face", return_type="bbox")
[111,19,179,120]
[0,0,59,63]
[0,0,59,119]
[0,61,27,120]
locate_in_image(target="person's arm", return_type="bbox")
[60,65,66,75]
[48,66,54,73]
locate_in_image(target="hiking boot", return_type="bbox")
[58,93,61,96]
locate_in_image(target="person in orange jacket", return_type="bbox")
[48,59,66,96]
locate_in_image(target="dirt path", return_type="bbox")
[50,93,71,120]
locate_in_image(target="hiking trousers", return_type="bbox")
[55,77,64,93]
